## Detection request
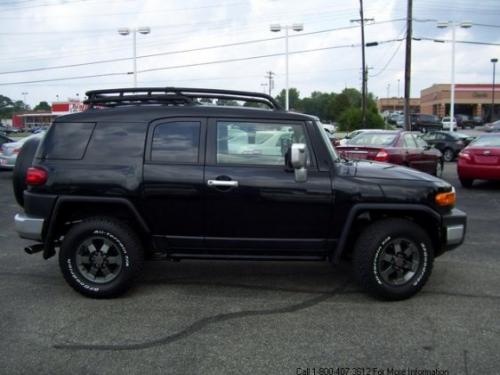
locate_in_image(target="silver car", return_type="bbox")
[0,132,46,170]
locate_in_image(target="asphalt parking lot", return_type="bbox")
[0,159,499,374]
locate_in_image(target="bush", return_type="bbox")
[338,107,386,132]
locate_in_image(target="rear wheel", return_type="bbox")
[443,148,454,162]
[459,178,474,188]
[352,218,434,300]
[59,217,143,298]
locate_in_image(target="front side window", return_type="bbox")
[151,121,200,163]
[216,121,306,166]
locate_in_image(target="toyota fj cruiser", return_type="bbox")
[14,87,466,300]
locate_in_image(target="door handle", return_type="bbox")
[207,180,239,188]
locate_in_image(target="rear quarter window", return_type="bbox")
[37,122,95,160]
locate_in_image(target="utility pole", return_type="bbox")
[265,71,275,96]
[491,58,498,121]
[351,0,373,128]
[403,0,413,130]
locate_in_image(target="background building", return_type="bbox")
[377,97,420,113]
[12,99,85,129]
[420,84,499,119]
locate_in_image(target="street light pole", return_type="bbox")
[270,23,303,111]
[118,26,151,87]
[437,20,472,131]
[492,58,498,121]
[450,22,456,132]
[285,26,289,111]
[133,29,137,88]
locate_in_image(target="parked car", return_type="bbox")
[0,133,13,147]
[484,120,500,132]
[455,114,473,129]
[471,116,484,127]
[441,116,457,131]
[410,114,442,132]
[457,134,500,187]
[13,87,466,301]
[0,132,46,170]
[421,131,474,162]
[0,124,21,135]
[336,130,443,175]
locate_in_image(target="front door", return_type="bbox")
[203,118,333,254]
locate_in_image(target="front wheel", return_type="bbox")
[352,218,434,300]
[59,217,143,298]
[443,148,455,162]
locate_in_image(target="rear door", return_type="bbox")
[142,118,206,249]
[413,134,438,173]
[203,118,333,253]
[402,133,420,169]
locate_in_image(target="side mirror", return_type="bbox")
[290,143,307,182]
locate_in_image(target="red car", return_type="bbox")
[457,134,500,187]
[336,130,442,175]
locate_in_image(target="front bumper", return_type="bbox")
[15,213,44,241]
[442,208,467,250]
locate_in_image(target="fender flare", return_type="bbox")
[43,195,150,259]
[332,203,441,263]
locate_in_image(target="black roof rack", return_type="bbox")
[84,87,282,110]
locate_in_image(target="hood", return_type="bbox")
[352,160,448,184]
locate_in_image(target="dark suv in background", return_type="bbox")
[410,114,442,132]
[13,87,466,301]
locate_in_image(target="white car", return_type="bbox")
[322,123,336,134]
[0,132,46,170]
[441,116,457,130]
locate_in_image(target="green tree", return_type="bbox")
[302,91,336,121]
[275,88,302,111]
[338,107,385,132]
[0,95,27,118]
[34,101,51,111]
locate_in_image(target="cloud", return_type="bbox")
[0,0,498,106]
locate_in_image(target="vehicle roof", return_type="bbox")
[55,105,316,123]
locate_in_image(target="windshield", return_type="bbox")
[314,121,339,161]
[470,135,500,147]
[349,132,397,146]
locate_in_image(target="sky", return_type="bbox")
[0,0,499,107]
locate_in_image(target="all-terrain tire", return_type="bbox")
[59,217,143,298]
[352,218,434,300]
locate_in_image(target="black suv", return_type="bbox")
[14,88,466,300]
[410,114,442,132]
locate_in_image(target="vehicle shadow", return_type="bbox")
[138,259,354,296]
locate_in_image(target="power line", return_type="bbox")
[415,37,500,46]
[0,38,404,86]
[369,37,405,77]
[0,19,405,75]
